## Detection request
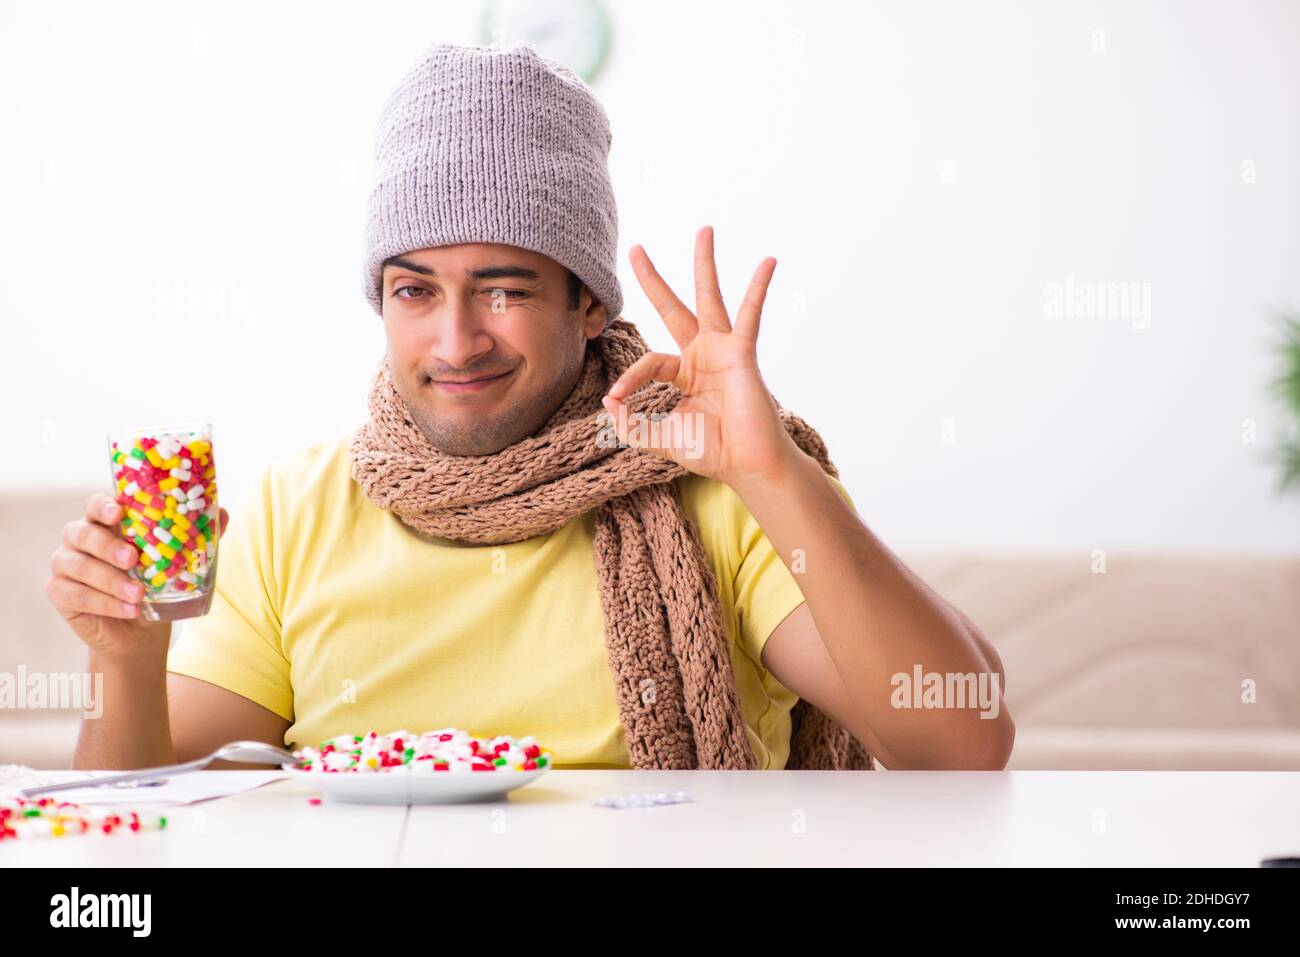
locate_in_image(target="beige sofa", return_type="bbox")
[3,488,1298,770]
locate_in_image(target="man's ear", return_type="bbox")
[580,285,608,340]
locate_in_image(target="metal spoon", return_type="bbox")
[17,741,299,798]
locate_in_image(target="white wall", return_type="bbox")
[3,0,1298,552]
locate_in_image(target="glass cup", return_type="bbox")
[106,421,220,622]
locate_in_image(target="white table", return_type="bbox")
[8,771,1299,867]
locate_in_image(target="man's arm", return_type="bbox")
[74,650,177,770]
[738,452,1015,770]
[602,226,1013,768]
[167,673,293,768]
[762,601,1012,770]
[75,655,291,770]
[760,602,900,766]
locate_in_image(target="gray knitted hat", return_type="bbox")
[363,41,622,327]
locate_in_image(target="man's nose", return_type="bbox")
[430,295,493,371]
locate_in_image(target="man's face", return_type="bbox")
[380,243,608,456]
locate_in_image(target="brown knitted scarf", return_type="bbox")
[348,319,874,771]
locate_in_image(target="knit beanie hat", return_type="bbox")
[362,41,623,327]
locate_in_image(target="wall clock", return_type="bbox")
[479,0,612,83]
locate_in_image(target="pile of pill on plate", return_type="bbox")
[292,729,552,773]
[0,796,168,840]
[109,427,218,596]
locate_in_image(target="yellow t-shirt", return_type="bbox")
[166,436,855,769]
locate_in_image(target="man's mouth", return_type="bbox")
[430,368,514,394]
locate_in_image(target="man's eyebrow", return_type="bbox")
[382,255,435,277]
[381,256,541,282]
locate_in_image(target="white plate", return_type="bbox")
[282,764,551,805]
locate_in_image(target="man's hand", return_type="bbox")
[47,492,229,661]
[602,225,804,490]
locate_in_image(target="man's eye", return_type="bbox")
[486,288,526,299]
[393,286,426,299]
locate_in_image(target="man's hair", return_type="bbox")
[565,269,582,311]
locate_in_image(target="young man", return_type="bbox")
[47,42,1012,771]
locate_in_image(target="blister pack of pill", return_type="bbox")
[593,790,692,810]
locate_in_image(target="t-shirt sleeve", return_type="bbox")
[166,464,294,721]
[729,472,858,666]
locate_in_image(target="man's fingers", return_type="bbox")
[734,256,777,341]
[63,519,138,571]
[85,492,120,526]
[51,547,143,603]
[628,244,699,349]
[45,575,140,620]
[606,351,682,401]
[693,225,731,333]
